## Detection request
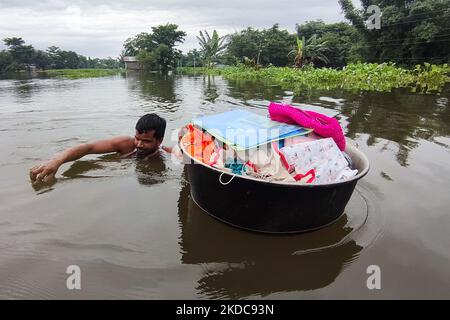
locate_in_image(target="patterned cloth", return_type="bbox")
[279,138,357,184]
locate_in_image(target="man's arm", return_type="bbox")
[30,136,134,182]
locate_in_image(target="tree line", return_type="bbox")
[2,0,447,73]
[123,0,449,70]
[0,37,123,73]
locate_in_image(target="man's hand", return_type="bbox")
[29,136,135,183]
[30,159,61,183]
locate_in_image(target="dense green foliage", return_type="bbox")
[178,63,450,93]
[338,0,450,65]
[5,0,449,80]
[296,21,360,67]
[123,24,186,71]
[177,1,449,68]
[180,49,203,67]
[0,37,122,73]
[174,1,449,93]
[224,24,296,67]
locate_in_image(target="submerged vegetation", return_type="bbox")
[41,68,123,79]
[177,63,450,93]
[178,0,449,69]
[173,1,449,94]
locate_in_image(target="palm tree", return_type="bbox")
[196,30,228,68]
[289,35,330,67]
[3,37,25,48]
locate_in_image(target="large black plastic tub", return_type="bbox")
[182,143,370,233]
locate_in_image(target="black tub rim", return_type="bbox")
[180,140,370,188]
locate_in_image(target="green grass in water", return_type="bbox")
[177,63,450,93]
[41,68,123,79]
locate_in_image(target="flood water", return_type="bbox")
[0,72,449,299]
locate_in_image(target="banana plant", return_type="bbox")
[289,35,330,67]
[288,36,305,67]
[196,30,228,69]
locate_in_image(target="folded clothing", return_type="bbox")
[180,124,216,164]
[268,102,346,151]
[242,145,295,182]
[180,123,357,184]
[278,137,357,184]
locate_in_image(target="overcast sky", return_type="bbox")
[0,0,348,58]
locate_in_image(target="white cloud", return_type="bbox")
[0,0,345,57]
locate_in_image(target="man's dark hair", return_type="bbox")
[135,113,166,140]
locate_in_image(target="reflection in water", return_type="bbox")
[60,154,125,179]
[226,80,450,167]
[135,152,168,186]
[176,171,363,299]
[226,78,287,104]
[31,152,170,193]
[126,71,179,106]
[31,154,126,193]
[0,74,82,105]
[31,179,56,194]
[3,72,449,298]
[290,87,450,167]
[202,75,219,102]
[61,160,106,178]
[12,80,35,101]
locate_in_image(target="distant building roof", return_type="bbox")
[123,56,137,62]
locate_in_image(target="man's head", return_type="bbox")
[134,113,166,156]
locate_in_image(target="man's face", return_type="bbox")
[134,130,162,156]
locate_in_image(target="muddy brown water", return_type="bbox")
[0,72,449,299]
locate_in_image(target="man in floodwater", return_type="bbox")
[30,113,170,183]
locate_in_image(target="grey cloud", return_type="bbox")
[0,0,345,57]
[0,0,336,10]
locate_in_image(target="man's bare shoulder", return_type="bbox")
[109,136,135,154]
[110,135,134,143]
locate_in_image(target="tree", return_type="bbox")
[46,47,80,69]
[58,50,80,69]
[225,27,265,65]
[123,32,155,56]
[338,0,450,65]
[136,50,156,70]
[47,46,63,68]
[123,24,186,70]
[3,37,35,70]
[197,30,228,68]
[303,35,330,66]
[3,37,25,48]
[288,35,330,67]
[181,49,203,67]
[288,36,305,67]
[260,24,295,66]
[296,20,359,67]
[32,50,50,69]
[154,44,171,70]
[225,25,295,67]
[98,57,123,69]
[0,51,12,73]
[1,37,122,71]
[151,24,186,70]
[151,24,186,48]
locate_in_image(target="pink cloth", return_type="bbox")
[268,102,346,151]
